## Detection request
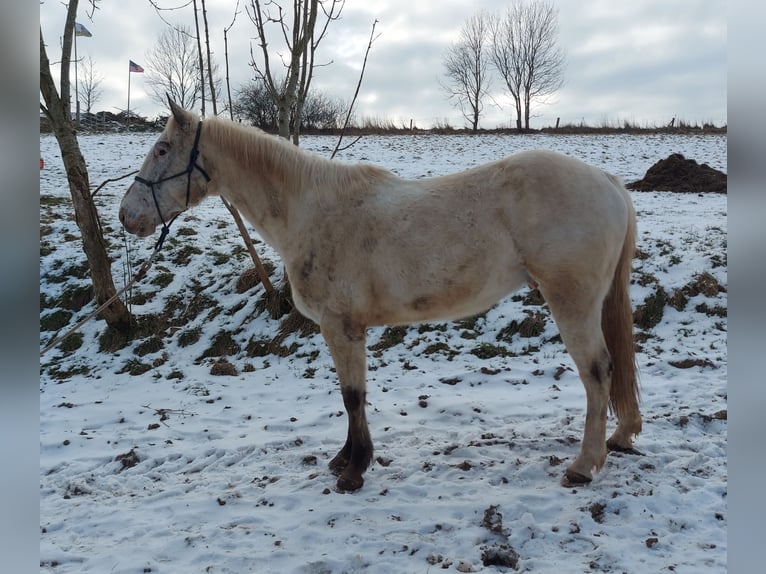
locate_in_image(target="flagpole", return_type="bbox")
[127,63,131,133]
[74,31,80,128]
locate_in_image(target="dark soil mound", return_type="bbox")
[627,153,727,194]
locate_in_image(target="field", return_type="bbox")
[40,132,727,573]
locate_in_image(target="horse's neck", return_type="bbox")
[205,122,312,252]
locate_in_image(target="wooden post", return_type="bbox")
[555,117,560,129]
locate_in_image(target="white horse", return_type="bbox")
[120,99,642,492]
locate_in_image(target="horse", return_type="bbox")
[120,98,642,492]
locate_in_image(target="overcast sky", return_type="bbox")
[40,0,727,129]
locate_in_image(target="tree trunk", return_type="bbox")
[40,24,131,332]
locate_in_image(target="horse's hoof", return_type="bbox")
[336,474,364,493]
[328,454,348,475]
[607,440,644,456]
[561,469,592,487]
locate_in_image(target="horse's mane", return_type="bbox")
[203,116,393,197]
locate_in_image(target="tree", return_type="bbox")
[40,1,131,332]
[441,11,492,131]
[78,54,104,114]
[490,0,565,131]
[234,80,278,129]
[234,79,345,131]
[245,0,345,144]
[143,24,222,112]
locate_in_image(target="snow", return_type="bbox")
[40,131,727,573]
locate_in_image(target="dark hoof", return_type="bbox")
[561,470,592,487]
[607,440,644,456]
[336,473,364,493]
[328,453,348,475]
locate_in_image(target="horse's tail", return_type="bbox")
[602,181,641,431]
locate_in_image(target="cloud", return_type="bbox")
[40,0,726,128]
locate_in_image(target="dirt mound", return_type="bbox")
[627,153,727,193]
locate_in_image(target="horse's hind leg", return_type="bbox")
[542,289,612,485]
[321,316,373,492]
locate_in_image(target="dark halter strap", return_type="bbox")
[134,121,211,251]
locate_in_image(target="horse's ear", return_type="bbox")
[167,95,191,128]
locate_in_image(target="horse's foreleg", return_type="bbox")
[321,317,372,492]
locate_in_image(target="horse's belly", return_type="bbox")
[380,266,530,325]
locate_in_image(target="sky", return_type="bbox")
[39,0,727,129]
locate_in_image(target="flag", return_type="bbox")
[129,60,144,73]
[75,22,92,37]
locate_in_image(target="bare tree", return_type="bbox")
[490,0,565,131]
[144,24,221,111]
[441,11,492,131]
[40,0,131,332]
[245,0,345,144]
[519,0,565,129]
[78,54,104,114]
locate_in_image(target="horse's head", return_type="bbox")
[119,97,211,239]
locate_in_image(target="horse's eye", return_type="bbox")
[154,143,169,158]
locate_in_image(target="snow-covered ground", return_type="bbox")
[40,131,727,573]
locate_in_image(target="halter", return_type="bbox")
[134,121,211,251]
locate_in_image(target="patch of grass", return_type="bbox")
[99,313,171,353]
[150,271,175,289]
[198,330,241,359]
[172,245,203,266]
[236,268,263,294]
[58,332,84,353]
[165,290,219,324]
[422,342,459,360]
[470,343,514,359]
[695,302,727,317]
[40,309,72,332]
[633,285,667,330]
[369,326,408,351]
[210,358,238,376]
[417,323,448,334]
[212,251,232,266]
[45,364,89,381]
[454,313,484,331]
[45,261,90,284]
[134,336,164,357]
[669,357,715,369]
[709,253,726,269]
[128,291,152,305]
[667,289,688,311]
[496,311,547,342]
[634,247,651,260]
[513,289,545,306]
[117,359,153,376]
[40,242,54,257]
[684,272,724,297]
[634,270,658,287]
[178,327,202,348]
[245,336,271,357]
